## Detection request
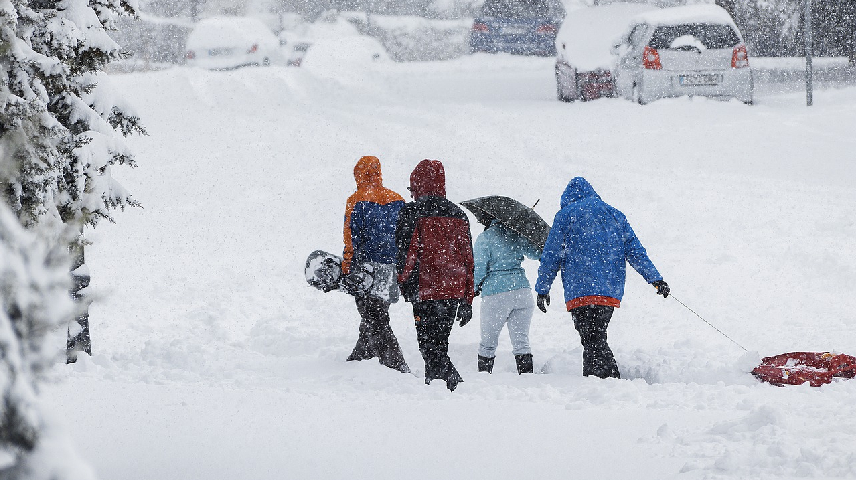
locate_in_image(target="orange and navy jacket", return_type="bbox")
[395,159,474,304]
[342,156,404,274]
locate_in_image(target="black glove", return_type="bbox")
[652,280,670,298]
[457,303,473,327]
[536,293,550,313]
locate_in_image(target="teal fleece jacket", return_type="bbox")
[473,222,540,297]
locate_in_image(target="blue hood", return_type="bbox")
[560,177,601,208]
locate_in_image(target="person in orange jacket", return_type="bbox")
[342,156,409,373]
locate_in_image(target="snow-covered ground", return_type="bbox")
[45,54,856,479]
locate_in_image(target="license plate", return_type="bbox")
[208,48,234,57]
[679,73,722,86]
[502,27,528,35]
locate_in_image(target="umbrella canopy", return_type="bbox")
[461,196,551,251]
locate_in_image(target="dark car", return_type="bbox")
[470,0,565,56]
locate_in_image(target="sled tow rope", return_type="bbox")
[671,295,749,352]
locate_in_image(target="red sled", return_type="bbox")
[752,352,856,387]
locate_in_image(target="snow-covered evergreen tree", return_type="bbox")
[0,0,145,229]
[1,0,146,359]
[0,203,95,480]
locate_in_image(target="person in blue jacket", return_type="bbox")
[534,177,669,379]
[473,220,541,374]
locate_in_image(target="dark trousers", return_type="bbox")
[347,295,409,373]
[413,300,464,391]
[571,305,620,379]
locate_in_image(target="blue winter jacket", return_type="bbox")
[474,222,541,297]
[534,177,662,309]
[343,156,405,273]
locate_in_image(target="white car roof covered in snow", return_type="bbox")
[555,3,658,71]
[631,4,738,28]
[187,17,277,49]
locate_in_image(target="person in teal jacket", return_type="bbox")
[473,220,541,374]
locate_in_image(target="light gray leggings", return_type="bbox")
[478,288,534,357]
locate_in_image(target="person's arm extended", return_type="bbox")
[534,211,565,295]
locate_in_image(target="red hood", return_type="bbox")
[409,159,446,199]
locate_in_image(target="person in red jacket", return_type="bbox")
[342,156,409,373]
[395,159,474,391]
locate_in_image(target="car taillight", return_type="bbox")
[536,24,557,34]
[642,46,661,70]
[248,44,258,54]
[732,44,749,68]
[186,50,195,60]
[472,22,488,33]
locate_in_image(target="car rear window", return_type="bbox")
[648,23,740,49]
[482,0,550,18]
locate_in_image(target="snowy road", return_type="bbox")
[47,55,856,479]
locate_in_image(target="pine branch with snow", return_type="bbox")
[0,204,94,480]
[0,0,144,229]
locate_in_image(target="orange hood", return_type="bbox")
[354,156,383,189]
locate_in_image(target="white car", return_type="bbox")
[185,17,281,70]
[612,5,754,104]
[300,35,389,72]
[555,3,657,102]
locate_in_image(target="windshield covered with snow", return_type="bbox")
[648,24,740,50]
[481,0,550,18]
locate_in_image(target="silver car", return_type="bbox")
[612,5,753,105]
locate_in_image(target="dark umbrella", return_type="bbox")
[460,196,551,251]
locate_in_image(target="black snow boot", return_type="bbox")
[478,355,495,373]
[446,372,463,392]
[515,354,534,374]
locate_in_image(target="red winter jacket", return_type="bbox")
[395,160,474,304]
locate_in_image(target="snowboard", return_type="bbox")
[305,250,373,296]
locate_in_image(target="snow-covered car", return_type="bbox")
[470,0,565,56]
[287,41,312,67]
[612,5,754,104]
[555,3,657,102]
[300,35,389,73]
[185,17,281,70]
